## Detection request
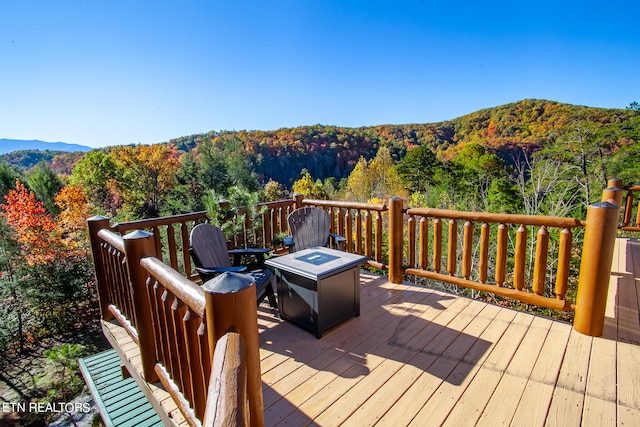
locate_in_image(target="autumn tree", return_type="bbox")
[344,147,407,202]
[55,185,93,249]
[261,179,287,202]
[0,181,95,348]
[113,144,181,218]
[1,180,59,265]
[292,170,328,199]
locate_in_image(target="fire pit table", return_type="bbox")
[265,247,367,338]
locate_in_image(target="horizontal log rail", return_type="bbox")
[113,211,209,280]
[402,206,584,311]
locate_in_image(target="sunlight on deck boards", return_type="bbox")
[258,237,640,427]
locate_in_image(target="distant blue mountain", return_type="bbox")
[0,139,92,155]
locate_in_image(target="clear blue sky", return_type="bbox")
[1,1,638,149]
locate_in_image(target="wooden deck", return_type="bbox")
[258,237,640,426]
[104,237,640,426]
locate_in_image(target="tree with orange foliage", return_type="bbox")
[55,185,92,236]
[1,180,59,265]
[0,180,96,348]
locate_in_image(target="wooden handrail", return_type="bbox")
[112,211,209,233]
[406,207,586,228]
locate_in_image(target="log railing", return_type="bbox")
[621,184,640,232]
[112,211,209,280]
[399,201,585,311]
[87,218,264,427]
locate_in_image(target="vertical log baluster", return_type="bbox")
[622,193,632,226]
[167,224,178,270]
[408,215,416,267]
[419,217,429,270]
[365,210,373,259]
[479,223,490,283]
[514,225,527,291]
[345,209,353,252]
[171,301,192,407]
[447,219,458,276]
[375,211,383,262]
[532,226,549,295]
[181,222,191,278]
[433,218,442,273]
[183,308,206,420]
[262,210,272,247]
[338,208,345,242]
[356,209,363,255]
[152,226,163,262]
[495,223,507,286]
[462,221,473,280]
[199,320,211,390]
[555,228,572,300]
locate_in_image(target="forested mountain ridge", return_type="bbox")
[168,99,639,185]
[2,99,638,188]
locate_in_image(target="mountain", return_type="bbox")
[169,99,640,185]
[0,139,92,155]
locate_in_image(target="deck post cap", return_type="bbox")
[203,272,255,294]
[122,229,154,240]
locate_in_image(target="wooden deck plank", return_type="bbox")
[435,311,535,427]
[582,336,617,426]
[309,294,474,426]
[374,302,503,426]
[475,315,555,426]
[509,320,572,427]
[545,329,593,426]
[342,300,492,426]
[615,238,640,344]
[390,306,518,426]
[617,340,640,425]
[261,282,420,410]
[270,287,468,426]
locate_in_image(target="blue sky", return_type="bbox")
[1,1,639,149]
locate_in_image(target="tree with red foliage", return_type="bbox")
[1,180,59,265]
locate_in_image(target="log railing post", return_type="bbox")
[87,216,114,321]
[388,197,404,284]
[123,230,160,383]
[293,193,304,209]
[573,201,620,336]
[601,177,624,207]
[203,272,264,427]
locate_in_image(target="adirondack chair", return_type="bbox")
[189,223,277,308]
[284,206,346,252]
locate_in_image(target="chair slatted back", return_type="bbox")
[190,224,232,268]
[287,207,331,252]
